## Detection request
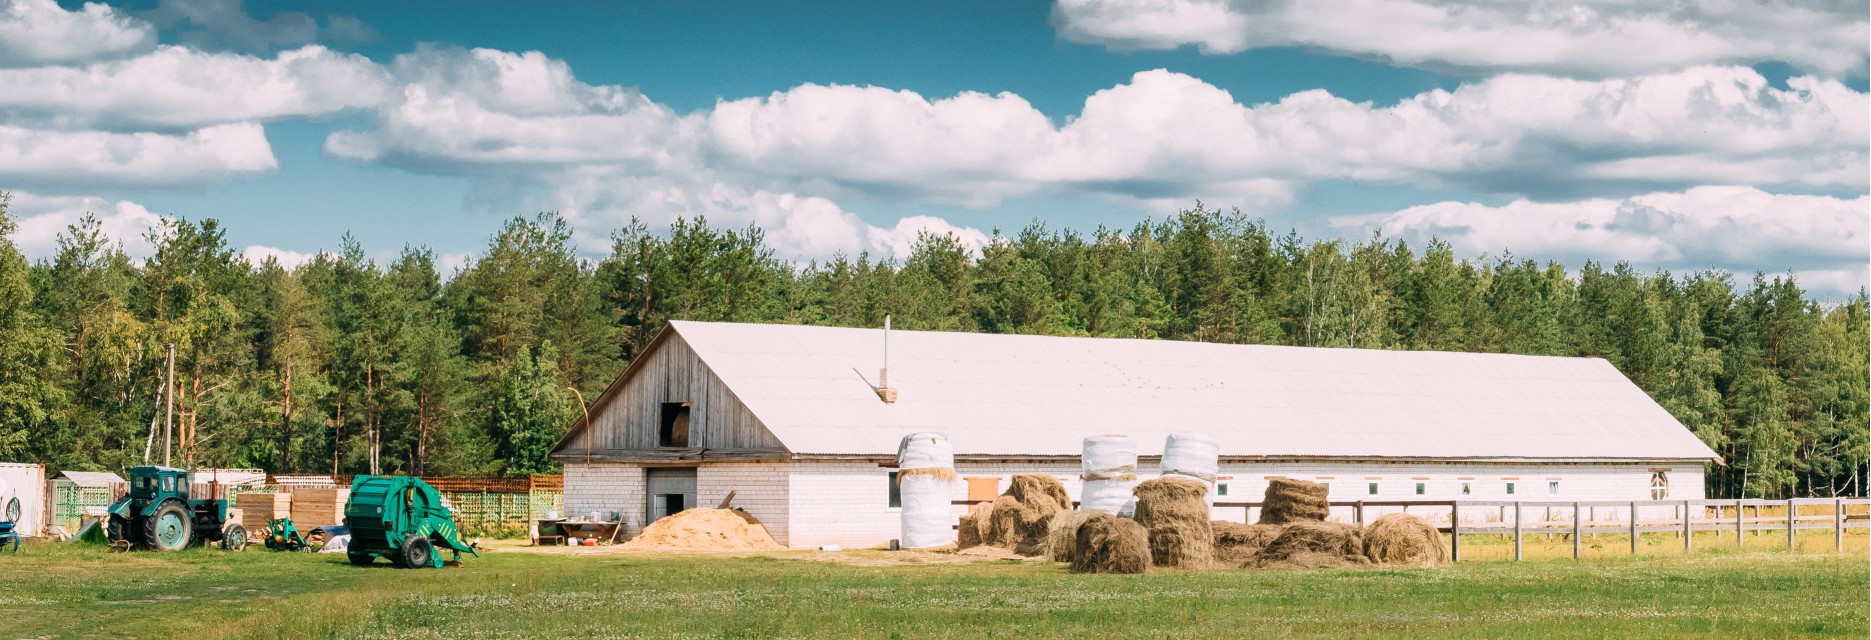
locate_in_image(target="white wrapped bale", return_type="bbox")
[897,432,958,549]
[1160,431,1220,510]
[1080,435,1139,515]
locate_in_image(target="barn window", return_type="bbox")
[1650,472,1668,500]
[1216,483,1228,496]
[1415,483,1425,495]
[1548,481,1560,495]
[888,471,901,508]
[1367,482,1379,495]
[658,402,690,447]
[1461,483,1472,495]
[1505,482,1516,495]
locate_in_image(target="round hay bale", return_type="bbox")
[956,502,992,549]
[1006,474,1071,515]
[1046,509,1098,563]
[1258,477,1330,525]
[1132,476,1212,568]
[1069,512,1150,574]
[1013,511,1055,557]
[1249,521,1369,569]
[1211,521,1282,565]
[1363,513,1448,567]
[984,494,1032,549]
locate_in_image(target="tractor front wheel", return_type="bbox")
[394,534,435,569]
[222,524,248,551]
[145,501,192,551]
[106,514,130,545]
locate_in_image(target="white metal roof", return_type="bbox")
[57,471,125,487]
[663,321,1720,463]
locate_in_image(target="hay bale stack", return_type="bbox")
[1005,474,1071,514]
[1131,476,1212,568]
[956,502,992,549]
[974,474,1072,556]
[1363,513,1448,567]
[1258,477,1330,525]
[1069,512,1150,574]
[1248,521,1369,569]
[1211,521,1282,565]
[1045,509,1098,563]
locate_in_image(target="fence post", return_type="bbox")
[1837,498,1845,552]
[1683,500,1692,550]
[1629,501,1638,555]
[1513,501,1522,561]
[1735,500,1744,548]
[1355,500,1364,526]
[1572,502,1581,559]
[1450,501,1460,562]
[1786,499,1796,552]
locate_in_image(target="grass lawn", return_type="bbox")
[4,534,1865,639]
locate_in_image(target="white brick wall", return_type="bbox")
[562,462,645,530]
[697,462,791,545]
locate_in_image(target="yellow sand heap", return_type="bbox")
[621,508,784,551]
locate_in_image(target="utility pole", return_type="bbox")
[163,343,175,467]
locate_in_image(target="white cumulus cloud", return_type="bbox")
[0,121,276,192]
[1050,0,1871,78]
[0,44,391,129]
[241,243,317,269]
[6,191,166,259]
[0,0,155,67]
[1335,186,1871,293]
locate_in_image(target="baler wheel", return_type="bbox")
[145,501,192,551]
[222,524,248,551]
[347,552,375,566]
[395,534,434,569]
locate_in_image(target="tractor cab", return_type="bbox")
[127,466,190,502]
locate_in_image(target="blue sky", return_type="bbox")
[1,0,1867,294]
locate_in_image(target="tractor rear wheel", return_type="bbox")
[394,534,434,569]
[145,501,192,551]
[347,551,375,566]
[222,524,248,551]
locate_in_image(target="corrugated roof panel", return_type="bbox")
[665,321,1719,461]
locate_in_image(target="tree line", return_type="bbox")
[1,194,1863,498]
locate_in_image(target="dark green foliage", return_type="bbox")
[1,192,1864,496]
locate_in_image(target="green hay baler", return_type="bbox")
[341,475,477,568]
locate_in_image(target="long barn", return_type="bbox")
[553,321,1720,549]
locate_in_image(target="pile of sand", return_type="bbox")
[620,509,783,551]
[1211,521,1282,565]
[1132,476,1212,569]
[1247,521,1368,569]
[1363,513,1447,567]
[1069,512,1150,574]
[1258,477,1330,525]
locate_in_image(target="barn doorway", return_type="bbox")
[646,467,697,524]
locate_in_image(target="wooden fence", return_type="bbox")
[1213,497,1871,561]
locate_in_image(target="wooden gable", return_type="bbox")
[553,326,787,462]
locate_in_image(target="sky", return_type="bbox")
[0,0,1866,295]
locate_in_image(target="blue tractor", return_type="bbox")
[106,466,247,552]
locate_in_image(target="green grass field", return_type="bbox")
[5,534,1865,639]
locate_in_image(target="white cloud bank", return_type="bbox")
[5,191,165,258]
[0,0,154,67]
[1050,0,1871,78]
[1336,186,1871,292]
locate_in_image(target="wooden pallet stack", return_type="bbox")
[236,492,290,534]
[287,487,349,527]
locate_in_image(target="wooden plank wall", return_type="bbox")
[568,334,783,452]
